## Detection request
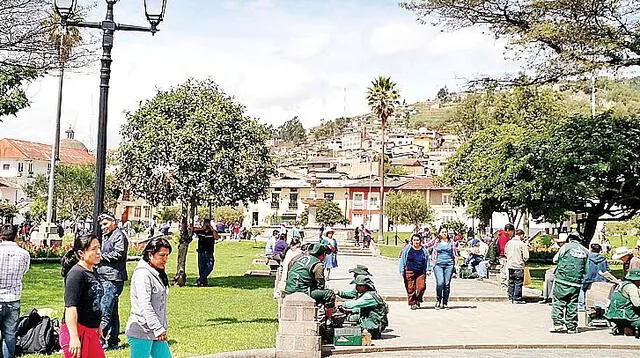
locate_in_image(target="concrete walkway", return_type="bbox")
[324,253,640,355]
[327,253,539,302]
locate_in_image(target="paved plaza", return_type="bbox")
[327,253,539,301]
[325,252,640,354]
[333,349,640,358]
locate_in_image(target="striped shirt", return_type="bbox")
[0,241,30,302]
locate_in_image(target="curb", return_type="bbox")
[191,348,275,358]
[322,343,640,356]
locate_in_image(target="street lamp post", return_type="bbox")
[343,191,348,225]
[54,0,167,236]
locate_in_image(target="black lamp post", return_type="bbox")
[343,191,348,225]
[54,0,167,236]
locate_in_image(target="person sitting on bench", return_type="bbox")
[605,268,640,336]
[337,276,388,339]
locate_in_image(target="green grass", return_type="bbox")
[526,264,624,291]
[606,235,639,248]
[22,241,277,358]
[381,232,412,245]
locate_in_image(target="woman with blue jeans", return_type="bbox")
[426,228,458,309]
[126,238,173,358]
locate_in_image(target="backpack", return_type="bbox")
[15,308,60,355]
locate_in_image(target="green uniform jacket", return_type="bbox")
[284,254,324,295]
[605,281,640,326]
[343,290,388,333]
[553,241,589,288]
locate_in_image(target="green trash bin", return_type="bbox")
[333,326,362,346]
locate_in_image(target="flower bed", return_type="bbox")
[19,242,71,259]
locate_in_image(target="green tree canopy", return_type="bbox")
[275,116,307,144]
[117,78,274,285]
[401,0,640,81]
[298,201,349,226]
[0,67,36,119]
[0,203,18,223]
[23,164,119,222]
[384,191,435,227]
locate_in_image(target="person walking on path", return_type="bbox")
[400,234,431,310]
[96,213,129,350]
[126,238,173,358]
[497,223,515,291]
[60,235,105,358]
[505,229,529,304]
[320,228,338,281]
[604,268,640,334]
[579,243,609,311]
[550,231,589,334]
[193,219,217,287]
[426,228,457,309]
[0,224,30,358]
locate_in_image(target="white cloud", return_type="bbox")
[369,21,430,56]
[283,32,332,60]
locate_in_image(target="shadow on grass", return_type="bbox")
[205,317,278,326]
[208,275,275,289]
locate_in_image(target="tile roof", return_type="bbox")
[346,177,410,188]
[399,177,451,190]
[0,138,95,165]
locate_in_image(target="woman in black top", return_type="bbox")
[59,235,105,358]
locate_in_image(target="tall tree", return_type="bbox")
[384,191,435,227]
[275,116,307,144]
[117,78,274,286]
[0,67,36,119]
[401,0,640,81]
[367,76,401,241]
[23,164,120,222]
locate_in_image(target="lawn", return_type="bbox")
[526,264,624,291]
[21,240,277,358]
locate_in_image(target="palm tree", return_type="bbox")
[41,11,83,226]
[366,76,400,242]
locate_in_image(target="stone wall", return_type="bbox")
[276,292,321,358]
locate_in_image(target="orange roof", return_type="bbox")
[399,177,450,190]
[0,138,95,165]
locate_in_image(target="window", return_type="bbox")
[122,189,132,201]
[134,206,142,217]
[144,207,151,218]
[17,163,23,172]
[28,162,33,174]
[353,193,364,208]
[289,193,298,209]
[271,193,280,209]
[442,194,451,205]
[2,164,9,170]
[369,194,379,209]
[324,192,335,201]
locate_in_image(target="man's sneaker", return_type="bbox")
[549,326,565,333]
[410,304,418,310]
[566,329,578,334]
[443,304,450,310]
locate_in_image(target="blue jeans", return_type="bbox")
[128,336,172,358]
[100,280,124,347]
[508,269,524,301]
[0,300,20,358]
[197,251,214,286]
[433,264,454,305]
[476,260,489,279]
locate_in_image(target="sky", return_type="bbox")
[2,0,519,150]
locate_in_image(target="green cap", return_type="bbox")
[625,268,640,281]
[308,243,330,257]
[348,265,372,276]
[352,275,375,290]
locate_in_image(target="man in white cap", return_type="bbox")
[612,246,640,277]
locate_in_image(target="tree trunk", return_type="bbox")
[582,215,599,246]
[173,201,194,286]
[523,210,530,237]
[378,116,386,243]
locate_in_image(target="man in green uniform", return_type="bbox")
[605,268,640,335]
[550,231,590,333]
[336,265,374,299]
[338,276,388,339]
[284,244,336,309]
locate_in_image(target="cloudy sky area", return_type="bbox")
[2,0,520,149]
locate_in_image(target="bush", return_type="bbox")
[19,242,71,259]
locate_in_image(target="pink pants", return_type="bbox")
[59,323,105,358]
